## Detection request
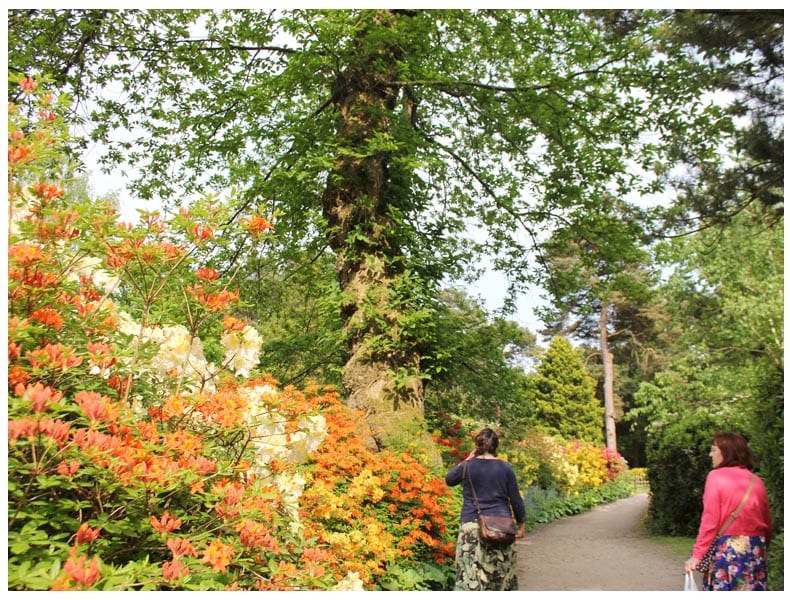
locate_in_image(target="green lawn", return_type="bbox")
[649,534,695,559]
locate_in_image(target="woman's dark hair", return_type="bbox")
[474,428,499,456]
[712,431,754,470]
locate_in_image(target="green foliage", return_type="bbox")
[767,531,783,592]
[521,478,634,531]
[378,562,453,591]
[747,362,783,589]
[642,411,726,536]
[238,245,346,389]
[424,289,536,431]
[651,9,784,228]
[9,7,743,323]
[633,206,783,558]
[529,337,603,443]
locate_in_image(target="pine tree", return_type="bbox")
[530,337,603,443]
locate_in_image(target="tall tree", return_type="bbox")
[8,9,735,444]
[538,195,655,451]
[529,336,603,443]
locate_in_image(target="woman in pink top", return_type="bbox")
[684,431,772,590]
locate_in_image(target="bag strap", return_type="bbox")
[715,474,756,537]
[462,460,483,516]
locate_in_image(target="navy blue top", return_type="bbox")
[445,458,527,524]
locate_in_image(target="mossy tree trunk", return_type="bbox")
[320,10,426,449]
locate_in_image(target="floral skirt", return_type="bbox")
[702,535,768,591]
[454,521,518,591]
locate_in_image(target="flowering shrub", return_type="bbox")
[508,430,567,489]
[560,440,608,491]
[507,431,628,495]
[431,410,472,464]
[7,75,455,591]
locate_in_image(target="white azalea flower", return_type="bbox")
[332,572,365,591]
[221,325,262,377]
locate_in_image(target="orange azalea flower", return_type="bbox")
[75,523,101,545]
[142,211,165,231]
[30,307,64,329]
[106,375,130,397]
[37,420,70,445]
[214,479,246,504]
[13,269,59,290]
[164,431,202,458]
[167,537,198,558]
[31,182,64,199]
[150,510,182,534]
[156,395,189,420]
[34,208,80,240]
[104,253,129,269]
[187,285,240,311]
[162,558,190,581]
[71,428,121,454]
[39,416,71,444]
[202,539,234,573]
[235,519,279,552]
[20,76,36,93]
[27,343,84,372]
[196,267,220,281]
[135,421,160,443]
[8,418,38,442]
[63,547,101,588]
[57,459,80,477]
[223,314,247,331]
[17,382,63,412]
[8,243,46,266]
[244,215,274,236]
[74,390,116,422]
[194,388,246,428]
[8,365,31,388]
[159,241,183,260]
[191,224,214,241]
[86,342,116,372]
[8,143,33,164]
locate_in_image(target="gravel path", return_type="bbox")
[515,492,698,591]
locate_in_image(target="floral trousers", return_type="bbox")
[702,535,768,591]
[454,521,518,591]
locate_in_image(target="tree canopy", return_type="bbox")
[7,8,778,447]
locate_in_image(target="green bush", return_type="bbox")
[645,414,723,536]
[747,363,783,591]
[767,531,783,591]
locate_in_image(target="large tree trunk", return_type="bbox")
[320,11,428,451]
[599,303,617,452]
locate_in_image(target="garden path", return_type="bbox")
[515,492,698,592]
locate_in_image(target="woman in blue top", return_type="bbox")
[445,428,527,590]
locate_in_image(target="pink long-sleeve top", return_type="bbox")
[692,465,772,559]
